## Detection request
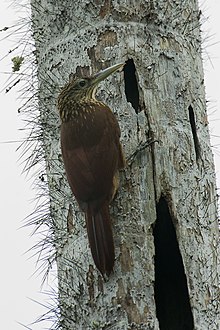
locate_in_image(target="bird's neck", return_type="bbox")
[59,98,103,123]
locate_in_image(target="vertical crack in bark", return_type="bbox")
[67,203,74,233]
[188,105,200,160]
[123,59,140,113]
[153,197,194,330]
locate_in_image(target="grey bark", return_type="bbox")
[31,0,219,329]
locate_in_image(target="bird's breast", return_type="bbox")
[60,101,115,150]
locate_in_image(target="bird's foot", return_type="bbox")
[127,138,158,165]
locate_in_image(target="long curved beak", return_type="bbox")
[92,62,124,85]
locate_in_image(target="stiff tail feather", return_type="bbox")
[85,202,115,276]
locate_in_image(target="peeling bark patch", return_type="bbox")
[86,265,95,306]
[119,243,133,272]
[97,274,104,294]
[116,279,147,325]
[67,204,74,233]
[153,197,194,330]
[97,30,117,47]
[188,105,200,160]
[87,31,117,66]
[123,59,140,113]
[99,0,111,18]
[73,65,90,78]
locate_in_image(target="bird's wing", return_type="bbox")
[61,114,119,209]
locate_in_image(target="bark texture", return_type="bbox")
[31,0,219,329]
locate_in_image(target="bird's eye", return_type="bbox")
[78,79,87,88]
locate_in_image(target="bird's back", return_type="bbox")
[60,100,123,211]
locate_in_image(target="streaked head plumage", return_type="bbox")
[57,62,124,120]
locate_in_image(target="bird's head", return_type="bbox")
[58,62,124,110]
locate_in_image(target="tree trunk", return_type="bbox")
[31,0,219,329]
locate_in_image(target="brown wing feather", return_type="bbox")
[61,104,122,210]
[61,103,123,275]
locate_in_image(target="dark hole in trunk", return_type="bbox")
[123,59,140,113]
[188,105,200,160]
[153,197,194,330]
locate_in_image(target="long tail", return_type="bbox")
[85,202,115,276]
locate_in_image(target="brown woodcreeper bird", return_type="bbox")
[58,63,125,276]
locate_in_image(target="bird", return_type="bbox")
[57,63,125,276]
